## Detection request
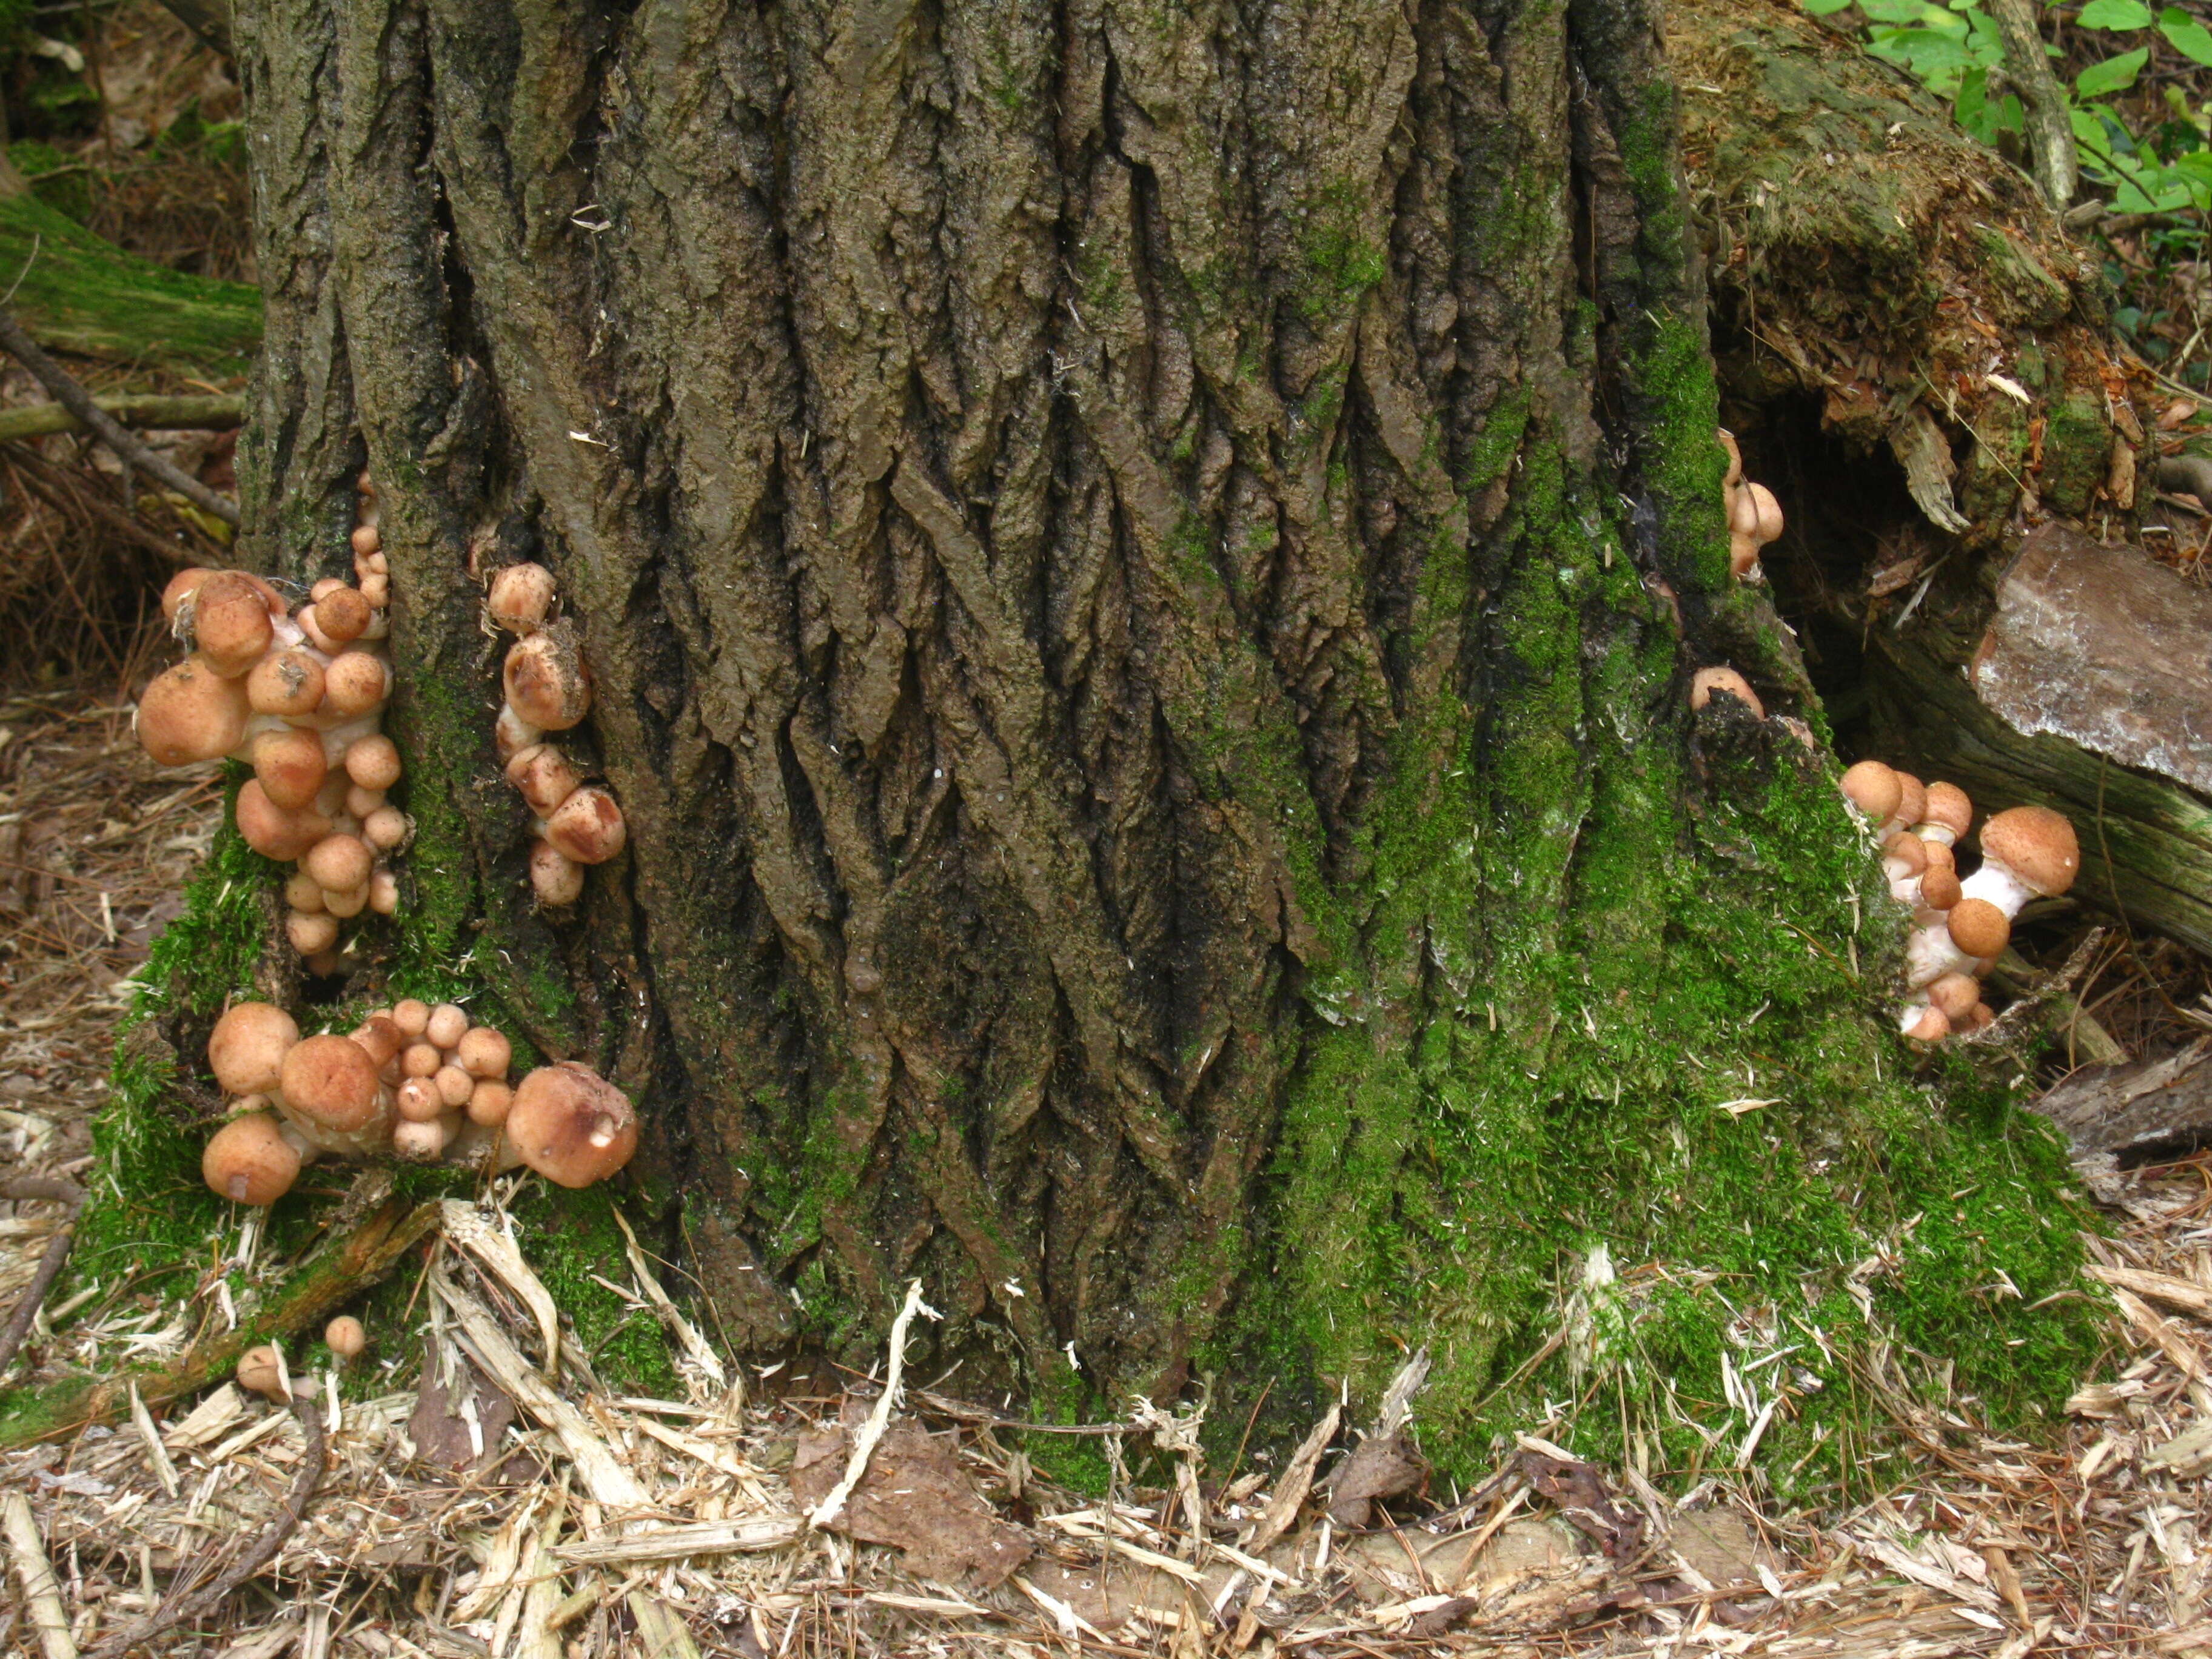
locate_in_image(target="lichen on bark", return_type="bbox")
[45,0,2105,1483]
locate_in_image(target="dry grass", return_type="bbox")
[0,692,2205,1658]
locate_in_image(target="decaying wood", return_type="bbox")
[0,1177,81,1381]
[1971,525,2212,799]
[2033,1039,2212,1172]
[1,1489,76,1659]
[0,1191,437,1447]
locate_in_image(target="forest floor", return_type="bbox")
[2,680,2211,1658]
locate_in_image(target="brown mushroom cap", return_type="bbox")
[161,566,213,620]
[1689,666,1765,719]
[317,587,372,644]
[235,780,332,862]
[1922,839,1956,873]
[351,522,380,557]
[1881,832,1928,877]
[1919,867,1963,911]
[457,1026,512,1080]
[1918,781,1973,840]
[529,837,585,905]
[466,1079,513,1127]
[506,1062,638,1188]
[1744,481,1784,545]
[236,1344,288,1403]
[402,1041,442,1078]
[1978,804,2082,899]
[344,734,403,791]
[323,651,390,717]
[280,1033,386,1131]
[285,870,326,913]
[505,744,582,816]
[1840,761,1903,825]
[545,786,627,864]
[369,868,400,916]
[391,999,431,1036]
[246,648,327,719]
[137,657,252,766]
[1892,774,1928,834]
[209,1002,301,1096]
[202,1113,304,1206]
[324,1316,366,1359]
[287,910,341,954]
[304,833,374,893]
[1962,1002,1996,1031]
[425,1002,470,1050]
[191,571,277,677]
[363,805,410,851]
[396,1076,446,1122]
[1946,897,2011,960]
[351,1014,406,1069]
[253,727,329,811]
[1903,1005,1951,1043]
[434,1064,476,1109]
[391,1118,449,1161]
[503,624,593,731]
[487,563,557,634]
[1927,973,1980,1021]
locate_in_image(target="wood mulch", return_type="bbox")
[2,686,2208,1658]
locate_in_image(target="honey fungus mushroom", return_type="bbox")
[505,1063,638,1187]
[202,1113,307,1205]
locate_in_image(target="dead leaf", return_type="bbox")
[408,1348,516,1473]
[1324,1429,1429,1527]
[789,1418,1031,1587]
[1517,1450,1645,1561]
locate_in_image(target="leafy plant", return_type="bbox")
[1803,1,2212,214]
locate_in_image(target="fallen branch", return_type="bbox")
[0,306,238,526]
[0,1176,83,1381]
[82,1391,326,1659]
[0,393,241,445]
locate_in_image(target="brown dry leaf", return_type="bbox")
[407,1349,516,1473]
[1324,1429,1429,1527]
[788,1417,1031,1587]
[1517,1449,1644,1561]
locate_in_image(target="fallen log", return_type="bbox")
[0,392,243,444]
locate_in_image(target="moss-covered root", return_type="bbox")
[0,1188,437,1449]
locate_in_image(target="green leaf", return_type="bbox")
[2077,0,2154,29]
[1798,0,1854,13]
[2077,45,2151,97]
[2159,8,2212,65]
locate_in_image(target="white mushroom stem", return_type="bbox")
[1905,926,1974,989]
[1958,862,2036,917]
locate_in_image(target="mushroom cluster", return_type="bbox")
[1837,760,2082,1043]
[136,477,406,973]
[198,997,637,1204]
[483,563,626,906]
[1718,429,1784,580]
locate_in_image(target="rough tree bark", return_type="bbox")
[171,0,2097,1463]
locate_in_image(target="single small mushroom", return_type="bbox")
[190,572,278,677]
[317,587,372,644]
[136,657,252,766]
[1840,760,1903,828]
[1914,782,1973,847]
[467,1079,514,1127]
[344,734,403,791]
[425,1002,470,1050]
[544,786,628,864]
[395,1076,446,1122]
[1900,1004,1951,1043]
[435,1064,477,1109]
[287,910,341,955]
[280,1033,390,1138]
[488,563,558,635]
[201,1112,307,1205]
[1962,804,2082,917]
[254,727,330,811]
[324,1316,366,1360]
[401,1041,443,1079]
[1689,666,1765,719]
[505,744,581,816]
[457,1026,512,1080]
[1927,973,1980,1022]
[506,1062,638,1187]
[391,999,431,1037]
[304,833,375,894]
[392,1117,453,1161]
[209,1002,301,1097]
[1891,774,1928,839]
[235,1344,289,1404]
[246,649,327,719]
[235,781,333,861]
[503,624,593,731]
[323,651,391,717]
[369,868,400,915]
[529,837,585,905]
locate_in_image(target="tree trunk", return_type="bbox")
[176,0,2098,1467]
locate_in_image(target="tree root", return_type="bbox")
[0,1185,438,1448]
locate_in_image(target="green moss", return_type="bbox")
[1299,183,1387,323]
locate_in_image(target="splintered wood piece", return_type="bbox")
[1973,524,2212,797]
